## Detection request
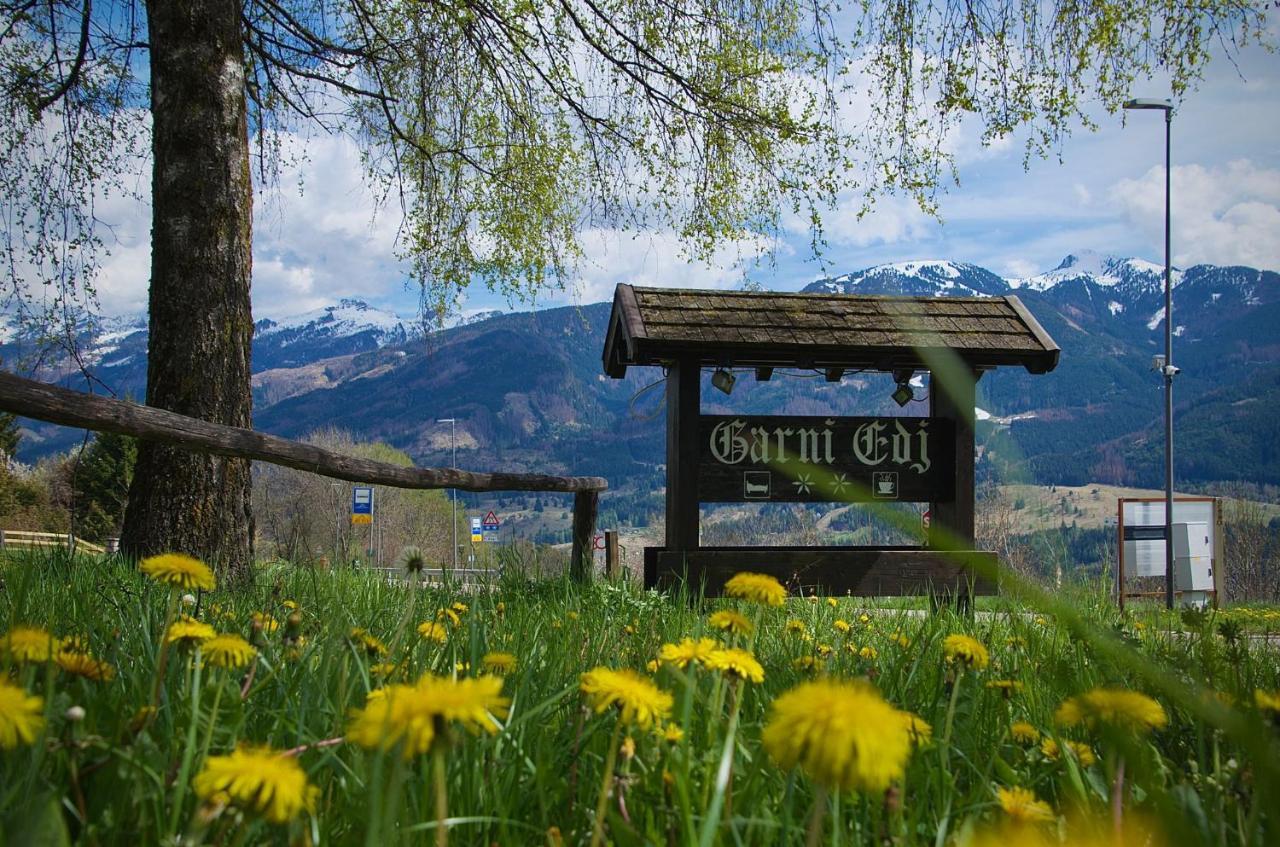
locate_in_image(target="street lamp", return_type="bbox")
[436,418,458,573]
[1123,97,1176,610]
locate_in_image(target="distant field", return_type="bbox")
[997,482,1280,534]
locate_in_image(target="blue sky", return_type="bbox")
[86,39,1280,322]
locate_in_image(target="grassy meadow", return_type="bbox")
[1,550,1279,846]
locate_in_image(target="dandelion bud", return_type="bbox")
[620,736,636,760]
[65,705,85,723]
[181,593,197,606]
[286,611,302,638]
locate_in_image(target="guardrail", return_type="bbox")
[0,530,108,555]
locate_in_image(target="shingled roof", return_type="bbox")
[602,284,1059,377]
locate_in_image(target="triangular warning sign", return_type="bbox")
[484,511,499,524]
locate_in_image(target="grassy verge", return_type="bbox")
[1,549,1278,845]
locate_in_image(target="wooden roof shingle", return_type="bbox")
[602,285,1059,377]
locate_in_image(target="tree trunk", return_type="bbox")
[121,0,254,577]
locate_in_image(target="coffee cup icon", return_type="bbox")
[873,472,898,498]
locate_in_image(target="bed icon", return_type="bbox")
[744,471,772,499]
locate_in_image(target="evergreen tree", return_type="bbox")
[0,412,18,463]
[73,432,137,542]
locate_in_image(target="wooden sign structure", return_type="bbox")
[601,284,1060,598]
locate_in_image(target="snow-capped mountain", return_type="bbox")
[6,255,1280,490]
[808,260,1010,298]
[252,299,419,369]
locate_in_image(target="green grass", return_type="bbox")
[1,549,1278,845]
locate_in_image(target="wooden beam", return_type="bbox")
[570,490,598,581]
[665,358,700,550]
[0,371,607,494]
[929,366,977,549]
[650,547,997,596]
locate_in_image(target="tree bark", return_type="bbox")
[121,0,254,577]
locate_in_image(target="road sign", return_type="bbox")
[482,510,500,529]
[921,509,931,531]
[470,516,483,543]
[352,487,373,525]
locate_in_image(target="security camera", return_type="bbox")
[1162,364,1181,378]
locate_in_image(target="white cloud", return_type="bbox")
[1109,160,1280,269]
[560,228,775,305]
[82,129,412,320]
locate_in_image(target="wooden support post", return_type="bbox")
[605,530,619,579]
[570,490,598,582]
[665,357,701,551]
[929,364,979,610]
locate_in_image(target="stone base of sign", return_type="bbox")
[644,546,997,597]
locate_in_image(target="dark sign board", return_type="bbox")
[697,415,955,503]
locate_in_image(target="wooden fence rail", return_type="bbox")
[1,529,107,556]
[0,371,605,579]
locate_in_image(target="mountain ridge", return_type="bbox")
[4,254,1279,507]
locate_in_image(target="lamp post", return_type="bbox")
[1123,97,1176,610]
[436,418,458,573]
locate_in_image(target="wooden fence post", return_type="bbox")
[571,490,598,582]
[605,530,619,579]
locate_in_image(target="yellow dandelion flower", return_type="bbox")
[566,611,580,621]
[0,626,62,663]
[826,597,838,608]
[859,646,878,660]
[858,613,871,624]
[347,674,509,758]
[482,652,517,675]
[139,553,216,591]
[1034,616,1048,627]
[708,610,753,636]
[987,680,1024,696]
[1041,738,1096,768]
[0,679,44,748]
[580,667,673,729]
[251,612,279,634]
[792,655,824,672]
[192,746,318,824]
[437,607,461,628]
[645,659,659,673]
[418,621,449,643]
[762,678,912,794]
[657,637,718,669]
[1006,636,1027,648]
[942,634,990,670]
[451,602,469,615]
[202,634,257,669]
[166,616,216,645]
[1010,722,1040,744]
[997,786,1055,824]
[1054,688,1167,734]
[282,600,298,611]
[816,644,834,658]
[892,632,911,649]
[1255,689,1280,715]
[724,572,787,606]
[704,648,765,683]
[785,619,808,635]
[899,711,932,746]
[55,649,116,681]
[834,619,851,634]
[661,723,684,743]
[349,627,388,657]
[370,662,400,677]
